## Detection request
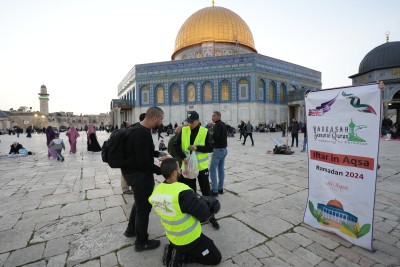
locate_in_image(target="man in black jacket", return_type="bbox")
[149,158,222,266]
[121,106,167,252]
[209,111,228,196]
[289,118,300,147]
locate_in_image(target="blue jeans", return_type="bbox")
[303,136,308,151]
[210,148,228,193]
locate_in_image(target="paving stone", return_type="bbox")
[215,192,253,218]
[0,229,32,254]
[104,195,125,208]
[259,256,292,267]
[292,246,323,265]
[307,242,338,262]
[232,251,262,267]
[248,246,272,259]
[240,188,286,205]
[234,213,293,238]
[60,201,92,217]
[32,211,101,243]
[294,226,340,250]
[47,253,67,267]
[374,229,399,246]
[4,243,45,267]
[334,246,361,262]
[0,213,20,231]
[334,256,362,267]
[100,252,118,267]
[43,236,70,258]
[39,192,81,208]
[372,240,400,258]
[23,259,47,267]
[358,256,376,267]
[350,246,399,266]
[67,223,131,266]
[265,241,313,267]
[0,252,9,266]
[95,206,127,228]
[74,259,100,267]
[86,188,114,199]
[284,232,313,247]
[316,260,337,267]
[88,198,106,211]
[217,259,240,266]
[274,235,301,251]
[202,217,267,262]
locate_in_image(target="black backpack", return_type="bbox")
[101,127,134,168]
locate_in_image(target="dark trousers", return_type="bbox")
[180,169,210,196]
[175,233,221,266]
[243,133,254,145]
[55,149,64,160]
[291,133,299,147]
[123,172,155,245]
[239,131,244,140]
[157,132,163,140]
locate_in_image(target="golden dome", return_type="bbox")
[327,199,344,210]
[172,6,256,59]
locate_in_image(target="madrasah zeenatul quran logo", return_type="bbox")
[313,119,367,144]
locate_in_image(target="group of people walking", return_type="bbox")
[120,107,228,266]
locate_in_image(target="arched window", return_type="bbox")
[269,82,276,102]
[186,83,196,103]
[279,83,286,103]
[171,84,180,104]
[203,82,212,102]
[156,85,164,104]
[141,85,149,105]
[257,79,265,100]
[238,79,249,100]
[220,80,230,101]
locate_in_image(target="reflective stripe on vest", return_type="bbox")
[181,126,209,171]
[148,182,202,246]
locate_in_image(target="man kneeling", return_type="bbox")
[149,158,222,266]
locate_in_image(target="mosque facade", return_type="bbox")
[110,5,322,127]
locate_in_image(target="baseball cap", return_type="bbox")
[186,111,199,122]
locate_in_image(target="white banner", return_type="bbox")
[303,83,381,251]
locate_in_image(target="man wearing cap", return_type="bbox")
[174,111,220,230]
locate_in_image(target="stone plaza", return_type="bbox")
[0,131,399,267]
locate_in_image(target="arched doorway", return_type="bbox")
[389,90,400,125]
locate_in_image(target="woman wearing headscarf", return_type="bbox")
[45,126,57,158]
[66,125,80,154]
[87,123,101,152]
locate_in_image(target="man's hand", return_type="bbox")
[158,155,171,161]
[189,145,197,151]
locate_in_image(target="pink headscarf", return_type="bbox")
[67,126,80,139]
[87,124,95,134]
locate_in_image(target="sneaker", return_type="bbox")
[135,239,160,252]
[242,143,245,145]
[123,190,134,195]
[237,139,241,141]
[218,189,224,194]
[209,218,220,230]
[162,244,173,266]
[210,191,218,197]
[123,229,136,238]
[169,248,186,267]
[300,150,305,152]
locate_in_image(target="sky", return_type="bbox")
[0,0,399,115]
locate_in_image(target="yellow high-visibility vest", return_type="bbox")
[149,182,202,246]
[181,126,209,171]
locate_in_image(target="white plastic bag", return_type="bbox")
[182,152,199,179]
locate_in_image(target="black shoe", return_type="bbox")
[170,248,186,267]
[209,218,220,230]
[242,143,245,145]
[123,229,136,238]
[210,191,218,197]
[162,244,173,266]
[135,239,160,252]
[218,189,224,194]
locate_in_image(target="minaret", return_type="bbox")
[38,84,49,115]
